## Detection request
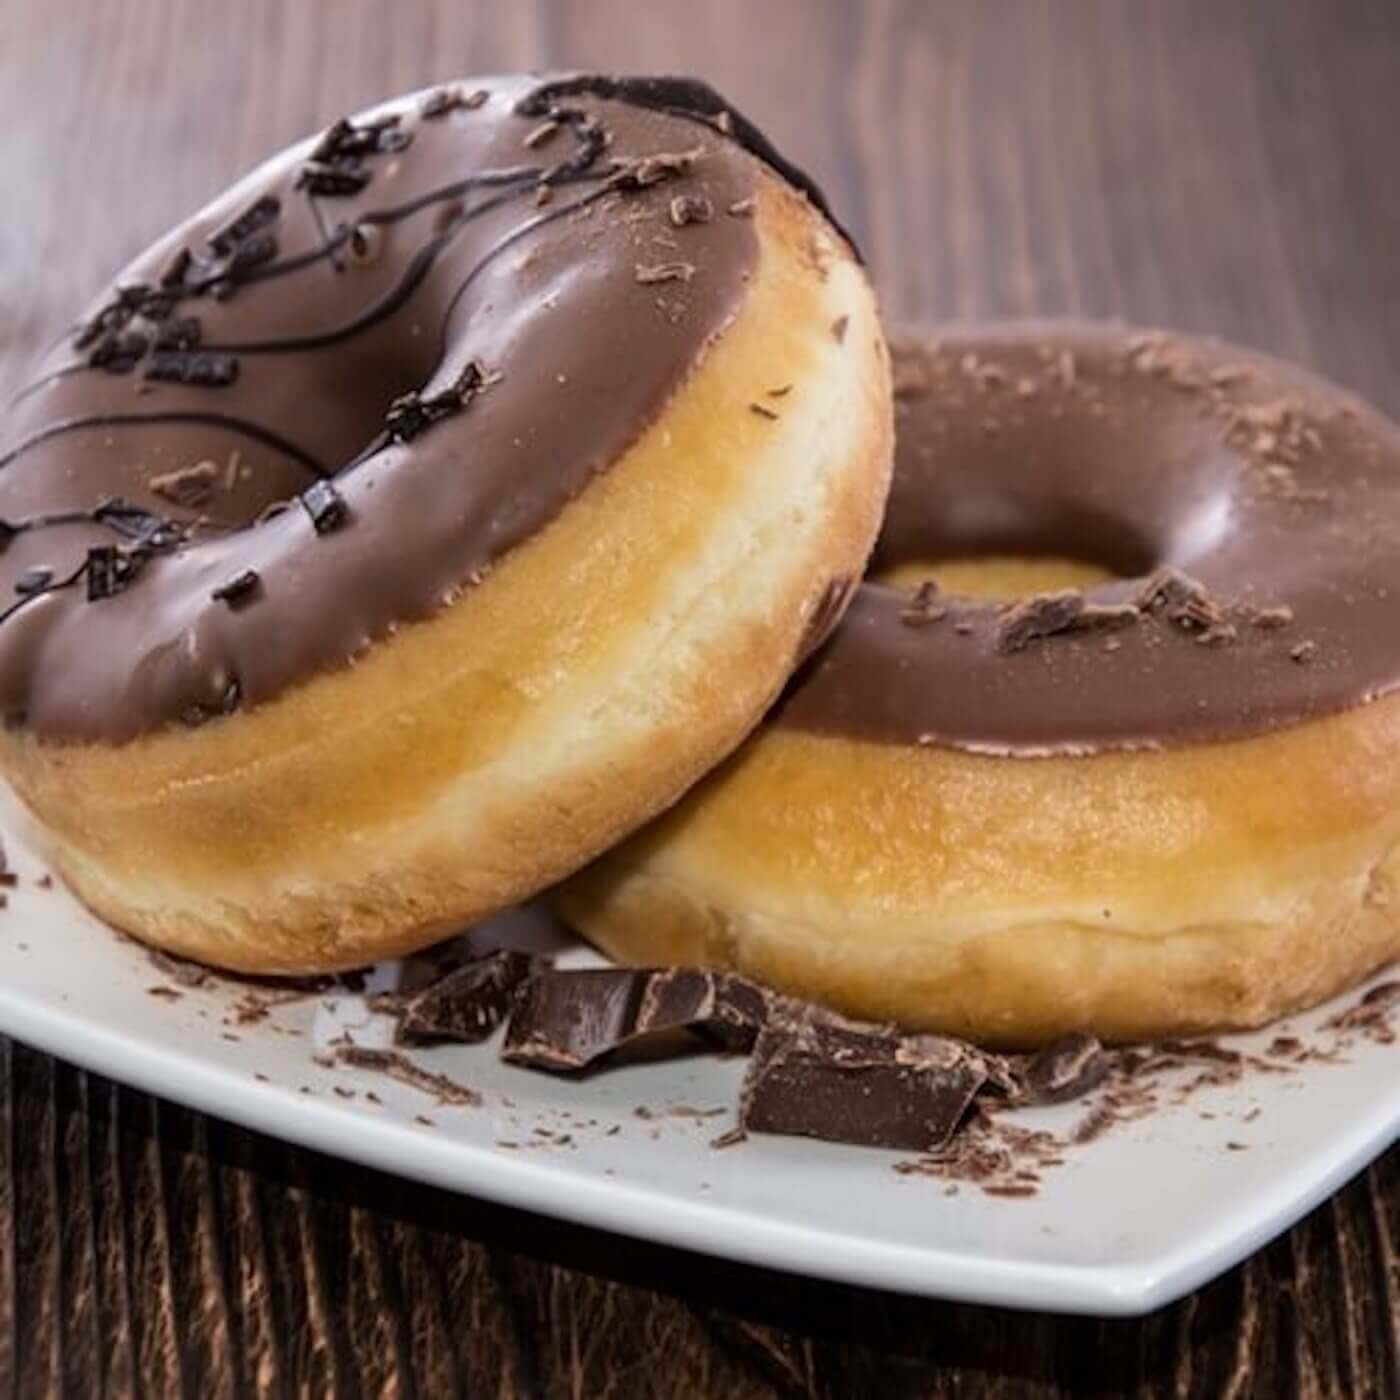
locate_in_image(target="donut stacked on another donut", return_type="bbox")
[0,76,892,971]
[561,323,1400,1045]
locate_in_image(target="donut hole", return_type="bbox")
[875,554,1120,602]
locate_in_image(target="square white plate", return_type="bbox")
[0,812,1394,1317]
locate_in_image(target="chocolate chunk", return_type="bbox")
[420,86,489,119]
[144,351,240,387]
[211,569,260,609]
[296,161,371,198]
[396,950,536,1044]
[15,567,53,596]
[501,966,771,1072]
[1013,1033,1109,1105]
[207,195,282,258]
[153,317,203,351]
[1133,566,1227,631]
[159,246,193,289]
[300,479,348,534]
[85,546,145,601]
[384,361,485,442]
[739,1009,990,1152]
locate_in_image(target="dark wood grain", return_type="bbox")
[1,0,1398,1394]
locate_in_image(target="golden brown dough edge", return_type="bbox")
[0,176,893,972]
[558,691,1400,1047]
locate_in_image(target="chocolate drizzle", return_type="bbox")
[0,74,814,741]
[777,323,1400,753]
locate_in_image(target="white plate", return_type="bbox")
[0,814,1395,1317]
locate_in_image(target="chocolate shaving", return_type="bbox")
[610,146,703,189]
[207,195,281,258]
[669,194,714,227]
[727,196,757,217]
[523,119,561,149]
[149,462,221,510]
[899,580,947,627]
[635,261,695,285]
[996,590,1085,653]
[336,1047,481,1106]
[748,402,779,420]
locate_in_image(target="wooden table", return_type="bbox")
[2,1,1397,1393]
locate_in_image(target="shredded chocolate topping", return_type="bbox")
[776,323,1400,753]
[0,74,834,741]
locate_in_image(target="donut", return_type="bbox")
[559,322,1400,1046]
[0,75,892,971]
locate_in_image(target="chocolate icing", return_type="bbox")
[777,323,1400,753]
[0,74,812,742]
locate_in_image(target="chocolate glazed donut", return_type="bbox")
[0,75,892,970]
[560,323,1400,1045]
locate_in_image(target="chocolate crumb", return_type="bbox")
[749,402,780,421]
[1290,641,1318,663]
[146,986,182,1001]
[831,315,850,343]
[710,1127,748,1150]
[1249,604,1295,630]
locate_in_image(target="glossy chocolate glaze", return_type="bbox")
[777,323,1400,753]
[0,75,795,742]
